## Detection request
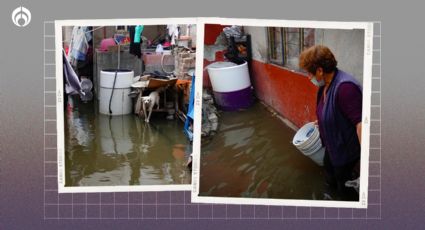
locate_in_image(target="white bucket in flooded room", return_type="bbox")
[206,61,253,111]
[292,122,325,166]
[99,69,134,115]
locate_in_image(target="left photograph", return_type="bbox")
[55,19,197,192]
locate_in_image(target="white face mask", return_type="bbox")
[310,76,325,87]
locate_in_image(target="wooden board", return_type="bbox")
[147,78,178,89]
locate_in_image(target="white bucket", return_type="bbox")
[293,122,325,166]
[99,69,134,115]
[293,123,318,148]
[206,61,251,93]
[306,147,325,166]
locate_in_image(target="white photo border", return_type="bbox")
[55,18,198,193]
[191,17,373,209]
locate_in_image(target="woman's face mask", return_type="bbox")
[310,76,325,87]
[308,68,325,87]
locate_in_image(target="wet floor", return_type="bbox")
[64,99,191,186]
[199,102,355,201]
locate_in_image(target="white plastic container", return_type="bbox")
[292,122,325,166]
[99,69,134,115]
[206,61,251,93]
[305,147,325,166]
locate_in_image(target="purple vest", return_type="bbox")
[317,69,362,167]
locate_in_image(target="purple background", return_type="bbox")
[1,0,424,229]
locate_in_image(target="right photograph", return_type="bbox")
[193,19,373,208]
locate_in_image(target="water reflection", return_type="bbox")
[200,102,337,200]
[65,100,191,186]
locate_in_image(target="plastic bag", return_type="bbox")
[155,44,164,53]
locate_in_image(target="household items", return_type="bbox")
[142,52,174,75]
[206,61,253,111]
[80,77,93,102]
[94,50,142,99]
[223,25,242,38]
[225,35,252,65]
[292,122,325,166]
[98,69,135,115]
[99,38,117,52]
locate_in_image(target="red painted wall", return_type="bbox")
[204,24,227,45]
[250,60,318,128]
[203,24,228,89]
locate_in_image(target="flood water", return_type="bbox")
[64,99,191,186]
[200,102,355,201]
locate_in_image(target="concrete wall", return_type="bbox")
[244,27,268,62]
[319,29,364,84]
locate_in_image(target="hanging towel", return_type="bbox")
[129,26,141,58]
[134,25,144,43]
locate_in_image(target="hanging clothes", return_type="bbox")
[68,26,92,66]
[167,24,179,45]
[129,26,141,58]
[134,25,144,43]
[63,51,81,95]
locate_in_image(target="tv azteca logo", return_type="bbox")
[12,6,31,27]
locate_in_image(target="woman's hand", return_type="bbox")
[356,122,362,143]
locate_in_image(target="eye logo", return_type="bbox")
[12,6,31,27]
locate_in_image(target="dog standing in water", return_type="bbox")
[142,86,168,123]
[142,91,160,123]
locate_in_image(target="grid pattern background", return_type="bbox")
[44,21,381,219]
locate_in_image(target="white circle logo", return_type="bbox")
[12,6,31,27]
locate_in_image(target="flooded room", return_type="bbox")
[198,23,365,202]
[60,22,197,188]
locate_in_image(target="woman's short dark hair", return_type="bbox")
[299,45,338,74]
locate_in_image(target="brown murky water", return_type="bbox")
[200,102,334,200]
[64,99,191,186]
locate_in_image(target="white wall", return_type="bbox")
[243,26,268,62]
[318,29,364,84]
